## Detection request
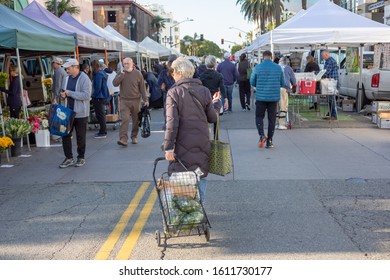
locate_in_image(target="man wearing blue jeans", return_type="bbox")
[322,50,339,119]
[217,52,238,113]
[250,50,285,149]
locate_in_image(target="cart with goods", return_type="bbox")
[152,157,211,246]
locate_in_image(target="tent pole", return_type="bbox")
[357,44,364,112]
[16,48,30,151]
[270,31,274,57]
[0,100,10,162]
[76,46,80,61]
[104,49,108,66]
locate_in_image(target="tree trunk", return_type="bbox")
[275,0,281,27]
[302,0,307,10]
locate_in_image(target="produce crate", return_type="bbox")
[342,99,354,112]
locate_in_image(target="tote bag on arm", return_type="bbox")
[208,117,232,176]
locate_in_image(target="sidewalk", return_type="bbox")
[1,86,389,186]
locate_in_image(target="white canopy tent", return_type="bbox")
[252,0,390,50]
[139,37,172,58]
[84,21,134,54]
[251,0,390,110]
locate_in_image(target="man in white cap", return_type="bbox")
[51,56,67,103]
[58,58,92,168]
[217,52,238,113]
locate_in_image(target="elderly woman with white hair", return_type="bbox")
[164,57,221,203]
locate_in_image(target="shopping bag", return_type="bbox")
[22,90,31,106]
[139,106,151,138]
[48,103,76,136]
[320,79,338,95]
[246,66,252,80]
[208,118,232,176]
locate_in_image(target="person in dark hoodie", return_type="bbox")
[142,70,163,109]
[0,65,23,118]
[199,55,226,104]
[91,60,110,139]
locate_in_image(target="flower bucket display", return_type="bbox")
[10,138,21,157]
[35,130,50,147]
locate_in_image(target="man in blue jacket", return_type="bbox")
[250,50,285,149]
[217,52,238,113]
[91,60,110,139]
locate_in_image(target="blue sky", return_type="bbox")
[137,0,319,49]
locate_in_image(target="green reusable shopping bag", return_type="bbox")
[208,118,232,176]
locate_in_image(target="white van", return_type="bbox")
[0,55,52,105]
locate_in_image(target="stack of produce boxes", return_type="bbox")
[372,101,390,128]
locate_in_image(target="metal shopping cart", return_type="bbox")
[152,157,211,246]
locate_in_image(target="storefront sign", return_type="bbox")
[368,1,385,11]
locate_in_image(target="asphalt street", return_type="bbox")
[0,87,389,260]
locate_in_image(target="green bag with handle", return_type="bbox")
[246,65,253,80]
[208,117,232,176]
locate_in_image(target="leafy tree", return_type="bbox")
[0,0,14,9]
[45,0,80,17]
[231,45,244,55]
[180,35,222,58]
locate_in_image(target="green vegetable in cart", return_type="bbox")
[173,197,202,213]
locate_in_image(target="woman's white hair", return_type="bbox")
[171,57,195,79]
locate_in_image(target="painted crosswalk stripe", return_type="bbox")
[115,187,158,260]
[95,182,150,260]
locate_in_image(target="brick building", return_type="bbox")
[93,0,154,42]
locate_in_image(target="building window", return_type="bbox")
[108,11,116,23]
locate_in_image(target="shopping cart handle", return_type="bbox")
[154,157,166,166]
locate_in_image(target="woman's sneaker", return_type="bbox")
[59,158,75,168]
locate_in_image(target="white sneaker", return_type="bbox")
[275,124,280,130]
[279,125,287,130]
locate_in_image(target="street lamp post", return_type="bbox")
[169,18,194,48]
[125,15,137,41]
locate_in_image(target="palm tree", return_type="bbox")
[151,15,166,33]
[236,0,287,31]
[45,0,80,17]
[151,15,166,43]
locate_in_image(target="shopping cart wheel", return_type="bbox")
[155,230,161,246]
[205,226,210,242]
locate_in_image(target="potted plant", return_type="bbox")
[0,136,14,163]
[29,111,50,147]
[1,118,32,156]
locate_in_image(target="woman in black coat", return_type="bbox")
[164,57,221,203]
[1,65,23,118]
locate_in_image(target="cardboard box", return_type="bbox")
[342,99,354,112]
[377,112,390,128]
[372,112,378,124]
[371,101,390,112]
[106,114,119,122]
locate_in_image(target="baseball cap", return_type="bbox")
[62,58,79,68]
[224,52,231,59]
[52,56,63,65]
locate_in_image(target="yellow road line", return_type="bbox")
[115,187,158,260]
[95,182,150,260]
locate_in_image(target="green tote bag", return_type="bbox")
[208,118,232,176]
